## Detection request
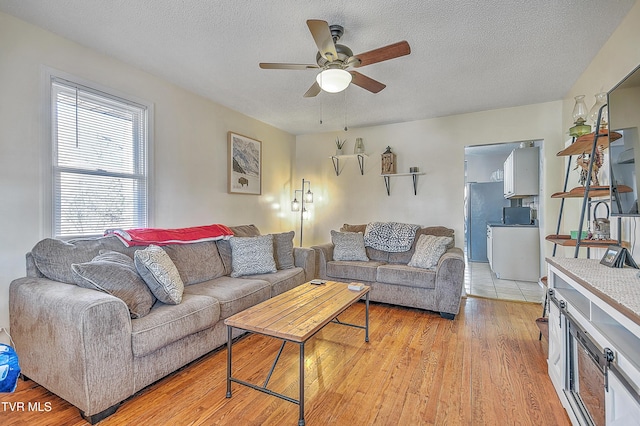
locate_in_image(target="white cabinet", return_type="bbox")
[503,147,539,198]
[547,259,640,426]
[486,226,493,268]
[547,301,565,393]
[487,225,540,281]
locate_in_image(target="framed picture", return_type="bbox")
[600,245,623,267]
[228,132,262,195]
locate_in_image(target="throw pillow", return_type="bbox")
[408,234,453,269]
[272,231,295,270]
[331,230,369,261]
[71,250,156,318]
[229,235,277,277]
[216,224,262,275]
[134,245,184,305]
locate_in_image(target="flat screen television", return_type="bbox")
[609,64,640,216]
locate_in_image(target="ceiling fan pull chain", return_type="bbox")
[344,90,348,131]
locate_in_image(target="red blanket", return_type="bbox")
[105,224,234,247]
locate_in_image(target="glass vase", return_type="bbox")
[354,138,365,154]
[588,92,608,132]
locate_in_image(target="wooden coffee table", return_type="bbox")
[225,281,370,426]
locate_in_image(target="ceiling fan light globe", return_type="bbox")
[316,69,352,93]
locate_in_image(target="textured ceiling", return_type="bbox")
[0,0,636,135]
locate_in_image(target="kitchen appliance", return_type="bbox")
[502,206,531,225]
[465,182,509,262]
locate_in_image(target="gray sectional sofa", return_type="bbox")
[9,225,314,423]
[312,224,465,319]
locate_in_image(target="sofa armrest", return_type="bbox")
[293,247,316,281]
[310,243,334,280]
[434,247,465,316]
[9,277,134,417]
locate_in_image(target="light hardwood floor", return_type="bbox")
[2,297,570,425]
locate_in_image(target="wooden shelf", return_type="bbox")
[545,235,626,248]
[550,185,632,199]
[556,131,622,156]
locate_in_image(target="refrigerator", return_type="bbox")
[465,182,510,262]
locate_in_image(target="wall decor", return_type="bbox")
[381,146,396,174]
[228,132,262,195]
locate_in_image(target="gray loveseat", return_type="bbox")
[9,224,314,423]
[312,224,464,319]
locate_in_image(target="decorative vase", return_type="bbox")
[354,138,365,154]
[569,95,591,137]
[336,148,343,156]
[588,92,608,132]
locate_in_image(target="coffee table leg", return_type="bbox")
[226,325,232,398]
[365,292,370,342]
[299,341,305,426]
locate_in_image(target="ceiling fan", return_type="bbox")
[259,19,411,97]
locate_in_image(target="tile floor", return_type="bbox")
[464,260,545,304]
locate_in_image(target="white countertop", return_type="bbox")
[547,257,640,326]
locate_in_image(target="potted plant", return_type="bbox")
[335,137,346,156]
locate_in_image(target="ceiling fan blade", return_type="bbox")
[259,63,319,70]
[353,41,411,67]
[303,81,321,98]
[350,71,386,93]
[307,19,338,61]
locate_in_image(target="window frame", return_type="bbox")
[43,68,154,239]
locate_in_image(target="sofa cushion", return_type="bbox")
[272,231,295,270]
[71,250,156,319]
[326,260,384,282]
[134,245,185,305]
[341,223,367,234]
[389,226,455,264]
[163,241,225,285]
[229,235,277,277]
[217,224,262,275]
[376,264,437,289]
[183,276,271,319]
[131,293,220,357]
[331,230,369,261]
[408,235,454,269]
[243,267,306,297]
[30,236,135,284]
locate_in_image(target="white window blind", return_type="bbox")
[51,78,148,238]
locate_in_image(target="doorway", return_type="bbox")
[463,140,544,301]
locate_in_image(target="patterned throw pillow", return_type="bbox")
[331,230,369,261]
[272,231,295,270]
[134,245,185,305]
[408,235,453,269]
[229,235,277,277]
[72,250,156,318]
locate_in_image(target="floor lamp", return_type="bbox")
[291,178,313,247]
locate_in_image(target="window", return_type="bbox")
[51,77,149,238]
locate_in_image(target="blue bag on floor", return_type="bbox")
[0,344,20,393]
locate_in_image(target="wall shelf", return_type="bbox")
[330,154,367,176]
[555,131,621,156]
[551,185,632,199]
[381,172,425,196]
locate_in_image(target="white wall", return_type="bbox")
[294,102,564,251]
[0,12,296,342]
[562,1,640,258]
